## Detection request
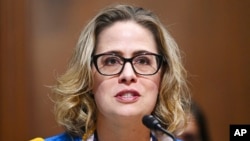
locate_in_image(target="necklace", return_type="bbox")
[82,128,95,141]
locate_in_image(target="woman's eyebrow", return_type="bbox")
[97,50,155,56]
[132,50,155,56]
[99,50,122,55]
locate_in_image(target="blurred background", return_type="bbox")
[0,0,249,140]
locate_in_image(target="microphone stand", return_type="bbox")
[142,115,177,141]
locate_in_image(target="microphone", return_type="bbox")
[142,115,177,141]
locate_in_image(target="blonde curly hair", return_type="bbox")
[52,4,190,138]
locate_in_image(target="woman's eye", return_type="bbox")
[104,57,121,65]
[135,57,150,65]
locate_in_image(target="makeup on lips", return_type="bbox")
[114,89,140,103]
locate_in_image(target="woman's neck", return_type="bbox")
[96,115,151,141]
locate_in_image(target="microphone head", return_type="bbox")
[142,115,177,141]
[142,115,160,130]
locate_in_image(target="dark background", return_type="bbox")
[1,0,249,141]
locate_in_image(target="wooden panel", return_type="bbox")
[0,0,30,140]
[1,0,249,140]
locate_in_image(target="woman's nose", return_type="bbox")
[118,62,137,84]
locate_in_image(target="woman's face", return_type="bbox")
[92,21,162,120]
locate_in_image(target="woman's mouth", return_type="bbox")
[115,90,140,103]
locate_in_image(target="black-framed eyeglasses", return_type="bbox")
[92,52,164,76]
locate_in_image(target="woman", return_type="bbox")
[32,4,190,141]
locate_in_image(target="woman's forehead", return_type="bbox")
[95,21,158,55]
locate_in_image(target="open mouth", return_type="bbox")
[115,90,140,103]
